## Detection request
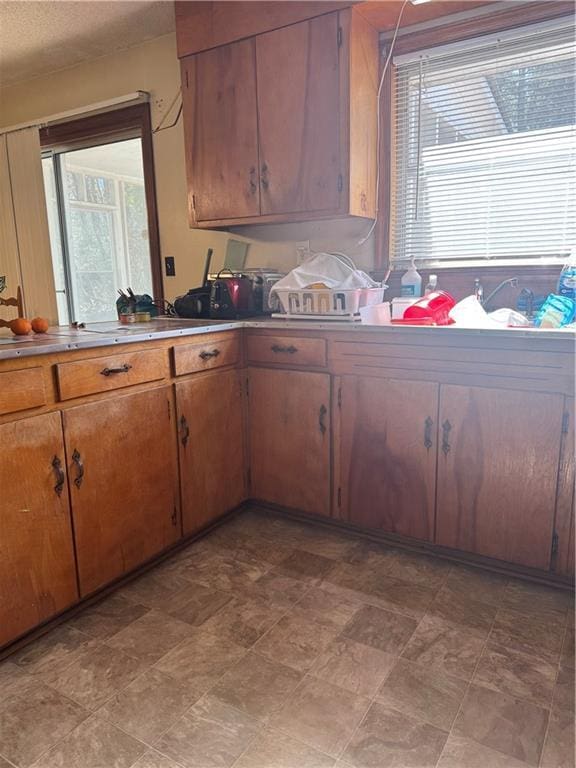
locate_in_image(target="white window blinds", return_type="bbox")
[392,20,576,266]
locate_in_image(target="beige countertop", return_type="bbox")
[0,316,574,360]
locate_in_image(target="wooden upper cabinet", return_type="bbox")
[436,385,564,570]
[248,367,331,517]
[256,14,341,216]
[63,386,181,596]
[335,376,439,540]
[180,8,378,227]
[0,412,77,648]
[181,38,261,223]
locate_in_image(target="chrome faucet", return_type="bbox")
[474,278,483,303]
[481,277,519,311]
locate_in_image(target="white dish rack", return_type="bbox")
[272,286,385,320]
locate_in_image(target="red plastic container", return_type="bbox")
[403,291,456,325]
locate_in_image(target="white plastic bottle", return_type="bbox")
[401,259,422,298]
[425,274,438,295]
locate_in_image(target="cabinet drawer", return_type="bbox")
[0,367,46,415]
[173,335,240,376]
[56,348,166,400]
[246,335,326,367]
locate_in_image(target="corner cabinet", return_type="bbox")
[180,8,378,227]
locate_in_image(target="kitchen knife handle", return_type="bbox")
[72,449,84,488]
[199,349,220,360]
[100,363,132,376]
[52,455,65,496]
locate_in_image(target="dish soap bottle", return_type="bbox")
[401,259,422,298]
[558,252,576,300]
[425,274,438,295]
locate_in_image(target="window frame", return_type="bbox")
[40,103,164,312]
[375,0,575,274]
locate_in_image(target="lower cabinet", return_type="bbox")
[176,369,246,535]
[0,412,78,647]
[63,386,181,596]
[248,367,331,516]
[336,375,438,540]
[436,385,564,570]
[553,397,574,578]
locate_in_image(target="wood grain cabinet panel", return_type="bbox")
[181,38,261,223]
[173,334,240,376]
[176,369,246,535]
[436,385,564,570]
[248,367,331,517]
[554,397,574,578]
[63,386,180,596]
[0,366,45,415]
[256,13,341,215]
[335,376,439,540]
[246,334,327,367]
[0,412,77,647]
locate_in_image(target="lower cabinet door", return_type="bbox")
[0,412,78,647]
[176,369,246,535]
[63,387,180,595]
[336,375,439,540]
[436,385,564,570]
[249,367,331,516]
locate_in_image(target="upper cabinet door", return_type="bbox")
[255,13,342,216]
[336,376,439,540]
[181,39,261,222]
[0,412,77,647]
[436,385,564,570]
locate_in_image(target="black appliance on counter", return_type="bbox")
[173,249,213,319]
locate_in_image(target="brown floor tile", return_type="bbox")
[133,751,184,768]
[561,628,575,670]
[48,642,148,711]
[503,581,572,623]
[278,550,335,581]
[0,757,13,768]
[105,610,193,664]
[310,637,395,698]
[160,583,233,627]
[185,555,270,594]
[453,683,550,767]
[155,629,246,698]
[443,565,509,606]
[553,665,575,714]
[97,668,198,744]
[234,728,335,768]
[0,660,36,697]
[67,593,150,640]
[540,706,576,768]
[32,715,146,768]
[117,568,195,610]
[401,615,485,681]
[271,677,370,758]
[474,642,557,707]
[253,614,337,672]
[427,587,497,638]
[200,595,286,648]
[210,651,302,720]
[155,695,260,768]
[0,682,88,768]
[341,604,417,655]
[292,586,361,630]
[491,609,565,665]
[383,550,450,590]
[242,569,311,609]
[296,530,360,562]
[343,702,448,768]
[376,658,468,731]
[10,625,94,681]
[437,734,532,768]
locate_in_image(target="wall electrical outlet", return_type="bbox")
[164,256,176,277]
[295,240,311,265]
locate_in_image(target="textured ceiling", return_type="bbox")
[0,1,175,87]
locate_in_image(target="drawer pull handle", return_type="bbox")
[424,416,433,450]
[441,420,452,455]
[271,344,297,354]
[180,414,190,447]
[100,363,132,376]
[52,455,65,496]
[72,449,84,488]
[249,166,257,194]
[319,404,327,436]
[199,349,220,361]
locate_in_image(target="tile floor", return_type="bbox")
[0,507,574,768]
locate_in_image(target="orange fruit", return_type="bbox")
[9,317,32,336]
[31,317,49,334]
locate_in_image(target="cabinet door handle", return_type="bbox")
[199,349,220,360]
[441,420,452,455]
[249,166,257,194]
[424,416,433,450]
[180,414,190,447]
[52,455,65,496]
[319,404,328,436]
[71,449,84,488]
[261,163,269,190]
[100,363,132,376]
[271,344,297,354]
